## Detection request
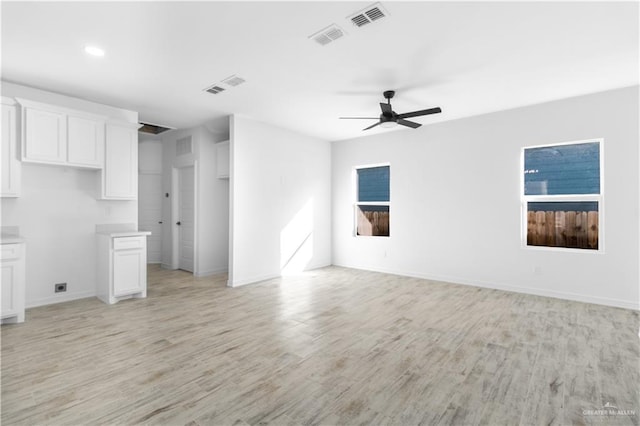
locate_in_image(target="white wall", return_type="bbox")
[0,81,138,307]
[229,115,331,287]
[139,135,163,173]
[160,125,229,276]
[138,136,163,263]
[199,135,230,275]
[332,86,639,310]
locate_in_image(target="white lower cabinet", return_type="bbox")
[98,233,150,304]
[1,242,25,324]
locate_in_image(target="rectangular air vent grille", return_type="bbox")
[309,24,345,46]
[222,75,246,87]
[366,7,385,22]
[349,3,388,27]
[314,34,332,46]
[203,75,247,95]
[351,14,370,27]
[325,27,344,40]
[205,85,226,95]
[176,136,193,156]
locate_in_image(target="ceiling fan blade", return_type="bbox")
[339,117,379,120]
[379,103,392,114]
[363,122,381,131]
[397,107,442,119]
[398,119,421,129]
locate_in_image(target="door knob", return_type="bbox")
[176,221,181,226]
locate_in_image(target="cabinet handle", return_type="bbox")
[176,221,181,226]
[158,221,163,224]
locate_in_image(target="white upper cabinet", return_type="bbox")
[1,98,21,197]
[101,122,138,200]
[12,98,138,201]
[23,104,67,164]
[17,98,105,169]
[67,114,104,168]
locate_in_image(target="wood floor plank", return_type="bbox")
[519,341,567,426]
[562,362,601,426]
[2,265,638,425]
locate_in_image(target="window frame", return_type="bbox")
[520,138,604,253]
[353,163,391,238]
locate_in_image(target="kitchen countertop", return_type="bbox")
[95,223,151,238]
[0,234,25,244]
[96,231,152,238]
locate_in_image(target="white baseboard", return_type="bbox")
[195,267,228,277]
[332,262,639,311]
[228,262,332,288]
[305,261,332,271]
[229,272,281,288]
[27,290,97,309]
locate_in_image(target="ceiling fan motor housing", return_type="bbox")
[380,111,396,123]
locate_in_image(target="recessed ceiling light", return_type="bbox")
[84,45,105,57]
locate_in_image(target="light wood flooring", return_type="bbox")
[2,265,639,425]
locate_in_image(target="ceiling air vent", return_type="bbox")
[204,75,247,95]
[348,3,388,27]
[309,24,345,46]
[205,85,226,95]
[366,7,385,21]
[222,75,246,87]
[139,122,175,135]
[176,136,193,156]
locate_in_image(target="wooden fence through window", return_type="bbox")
[357,210,390,237]
[527,210,598,249]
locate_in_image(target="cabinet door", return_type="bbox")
[1,103,20,197]
[67,115,104,168]
[23,106,67,164]
[0,243,24,322]
[113,250,144,297]
[103,123,137,199]
[1,260,18,317]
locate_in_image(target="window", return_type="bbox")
[522,140,602,250]
[355,165,390,236]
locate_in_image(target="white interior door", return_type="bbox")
[138,172,163,263]
[178,166,195,272]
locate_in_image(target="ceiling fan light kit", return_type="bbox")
[341,90,442,131]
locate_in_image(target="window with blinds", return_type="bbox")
[522,140,602,250]
[355,165,390,237]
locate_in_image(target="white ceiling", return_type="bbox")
[2,1,638,141]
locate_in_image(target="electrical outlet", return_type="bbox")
[55,283,67,293]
